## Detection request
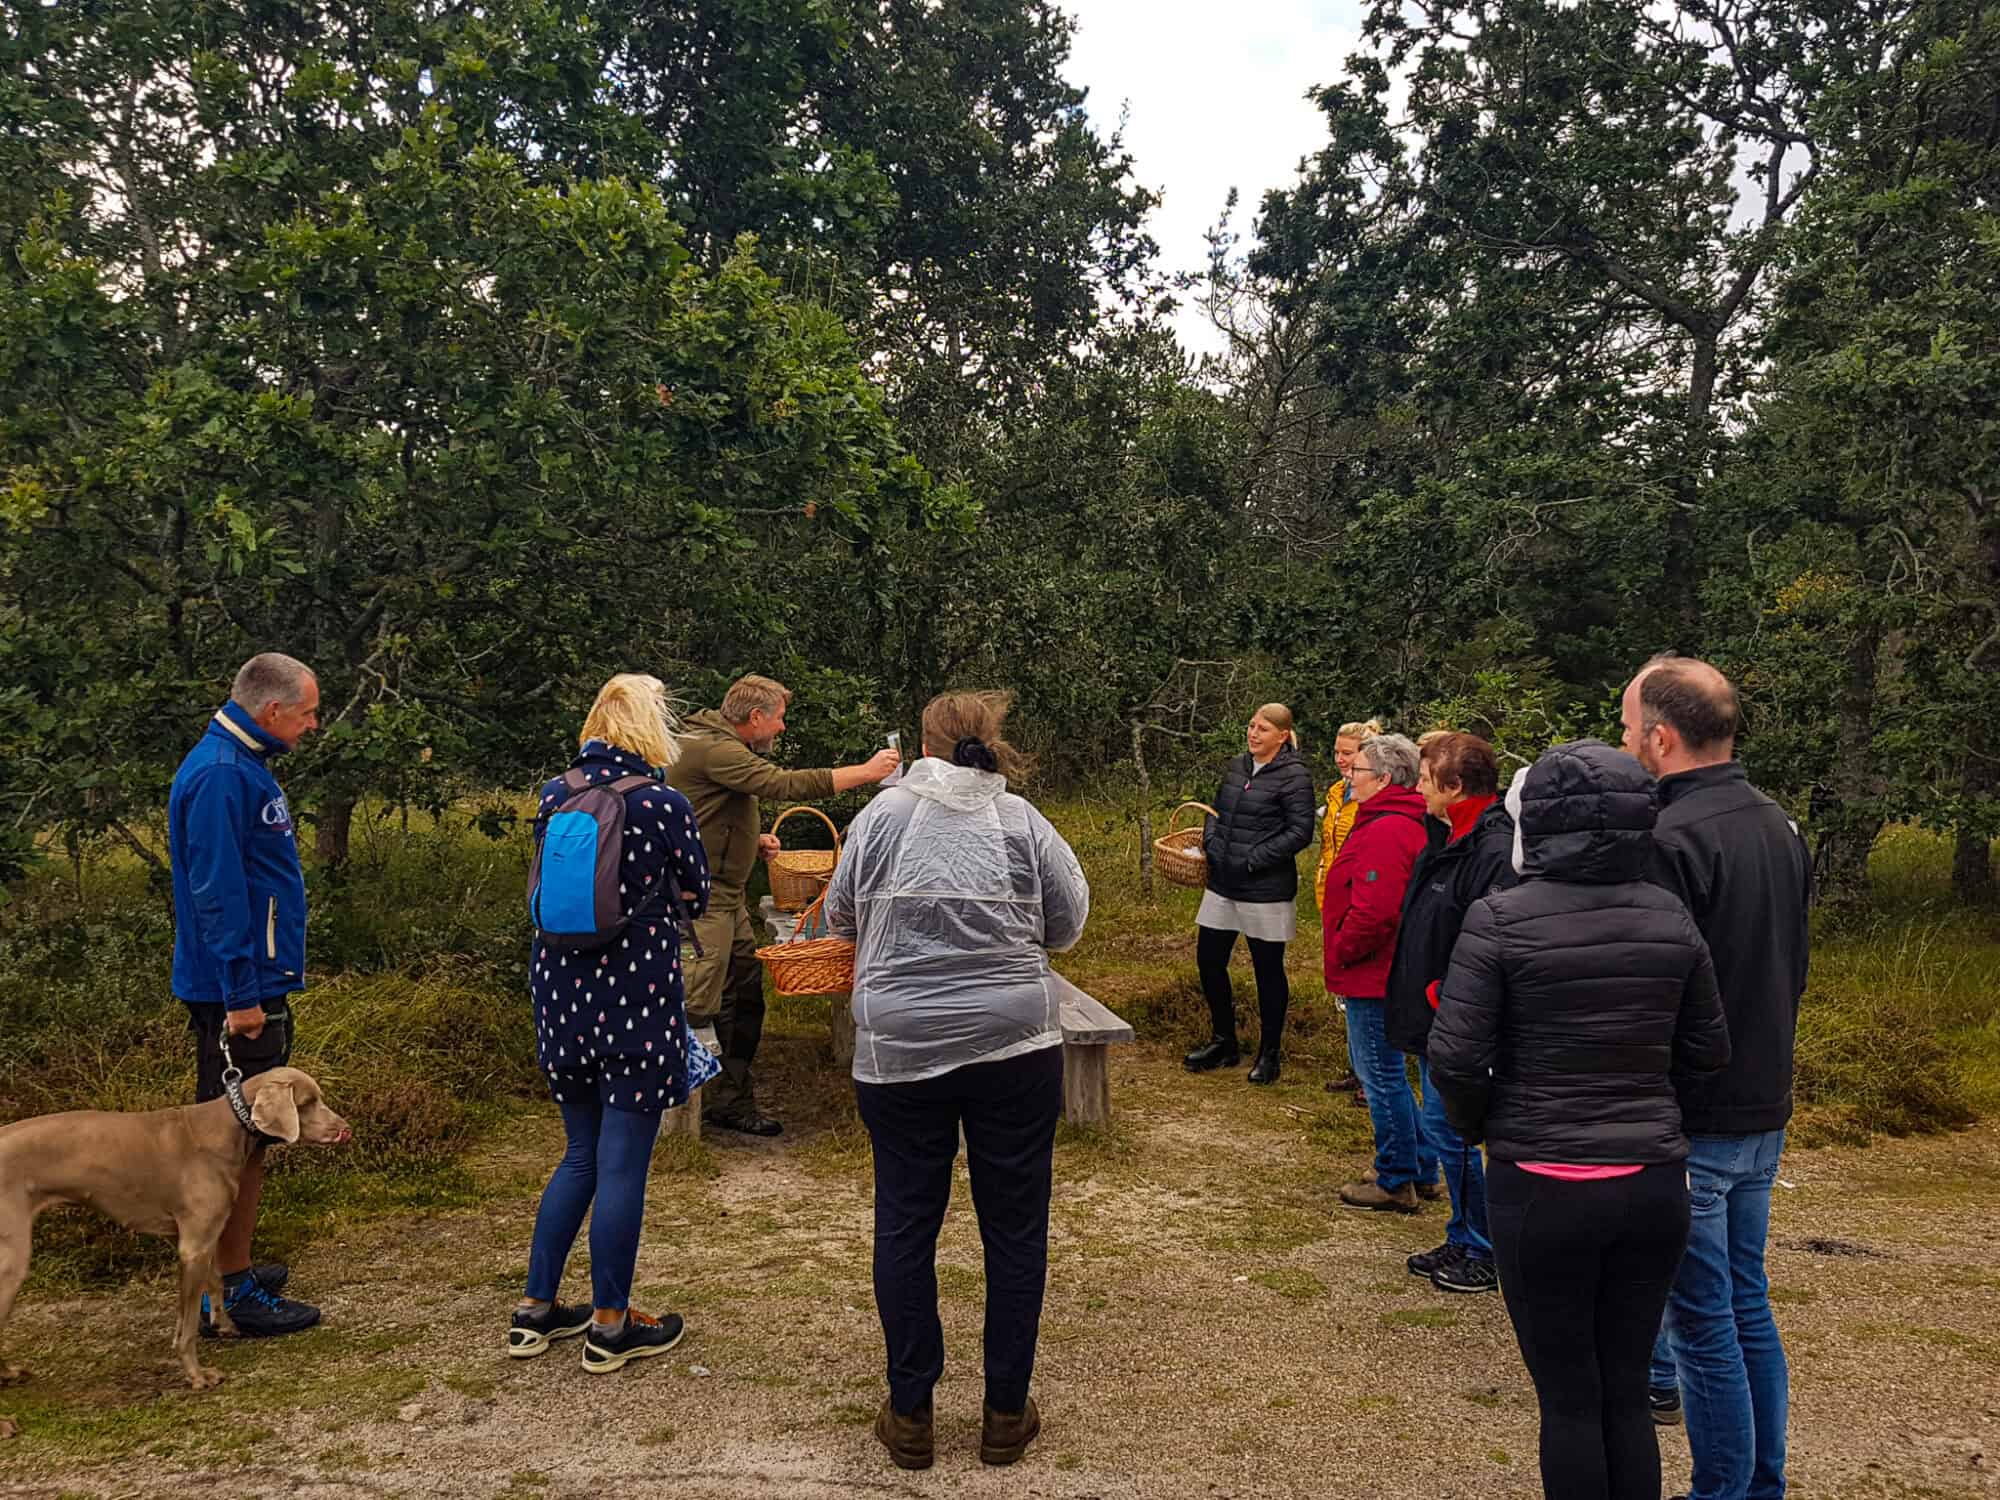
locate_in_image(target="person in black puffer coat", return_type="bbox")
[1184,703,1316,1084]
[1429,740,1730,1500]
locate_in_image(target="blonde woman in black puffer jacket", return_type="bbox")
[1184,703,1316,1085]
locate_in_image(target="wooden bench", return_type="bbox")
[1048,972,1135,1127]
[754,899,1135,1125]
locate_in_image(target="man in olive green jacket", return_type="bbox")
[670,674,900,1134]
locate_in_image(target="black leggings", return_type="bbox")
[1487,1160,1690,1500]
[1195,924,1290,1051]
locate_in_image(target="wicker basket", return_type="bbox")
[755,890,856,997]
[1154,802,1216,890]
[766,805,841,912]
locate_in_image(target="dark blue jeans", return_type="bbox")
[524,1091,664,1312]
[854,1046,1063,1415]
[1418,1057,1492,1259]
[1652,1129,1790,1500]
[1344,998,1434,1190]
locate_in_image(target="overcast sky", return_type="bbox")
[1060,0,1369,355]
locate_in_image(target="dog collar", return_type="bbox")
[218,1033,286,1147]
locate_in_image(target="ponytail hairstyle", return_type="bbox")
[1337,717,1383,743]
[1255,702,1301,751]
[922,690,1032,781]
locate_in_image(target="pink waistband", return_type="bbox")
[1518,1162,1645,1181]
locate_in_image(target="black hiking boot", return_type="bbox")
[1183,1037,1241,1073]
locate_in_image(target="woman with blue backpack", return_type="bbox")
[509,673,715,1372]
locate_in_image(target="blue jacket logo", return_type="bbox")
[261,795,293,833]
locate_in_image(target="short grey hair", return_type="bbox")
[1358,733,1420,788]
[231,652,315,713]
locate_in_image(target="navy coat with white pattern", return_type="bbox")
[529,740,712,1113]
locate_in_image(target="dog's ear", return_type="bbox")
[249,1076,301,1144]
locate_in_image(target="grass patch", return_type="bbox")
[1249,1267,1327,1302]
[1381,1307,1458,1330]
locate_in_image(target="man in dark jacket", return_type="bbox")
[669,674,900,1135]
[1384,733,1516,1293]
[1622,655,1811,1500]
[169,652,324,1337]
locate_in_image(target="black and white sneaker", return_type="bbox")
[507,1301,593,1359]
[1432,1256,1499,1294]
[581,1310,686,1373]
[1407,1242,1466,1279]
[1650,1386,1684,1425]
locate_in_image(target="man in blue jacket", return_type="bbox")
[170,651,324,1337]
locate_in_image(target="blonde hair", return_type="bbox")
[1337,718,1384,743]
[720,673,790,725]
[922,690,1033,780]
[580,674,680,771]
[1254,702,1301,751]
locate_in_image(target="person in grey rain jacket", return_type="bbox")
[823,690,1089,1474]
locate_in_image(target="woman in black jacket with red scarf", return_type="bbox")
[1430,740,1730,1500]
[1185,704,1316,1084]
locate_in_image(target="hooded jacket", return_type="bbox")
[170,701,308,1010]
[667,709,837,901]
[1428,741,1731,1164]
[1384,797,1518,1055]
[823,758,1090,1085]
[1201,746,1317,905]
[1320,782,1431,999]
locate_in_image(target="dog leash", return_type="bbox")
[217,1025,285,1146]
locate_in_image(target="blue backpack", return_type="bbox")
[529,771,703,954]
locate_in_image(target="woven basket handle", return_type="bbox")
[770,803,842,857]
[1167,801,1218,835]
[789,886,830,945]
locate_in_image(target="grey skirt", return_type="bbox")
[1195,890,1298,944]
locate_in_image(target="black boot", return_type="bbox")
[1183,1036,1241,1072]
[1247,1048,1281,1085]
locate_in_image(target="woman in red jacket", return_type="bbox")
[1323,733,1434,1212]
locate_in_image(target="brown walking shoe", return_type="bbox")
[980,1397,1042,1466]
[873,1397,933,1470]
[1339,1178,1420,1212]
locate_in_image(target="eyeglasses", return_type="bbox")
[1349,762,1378,778]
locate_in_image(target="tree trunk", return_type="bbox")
[1952,750,1997,905]
[1815,628,1884,906]
[316,797,355,867]
[1662,332,1719,649]
[1133,720,1155,901]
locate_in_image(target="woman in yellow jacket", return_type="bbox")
[1314,719,1383,910]
[1318,719,1381,1101]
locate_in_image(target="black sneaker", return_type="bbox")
[1650,1387,1684,1426]
[1433,1256,1499,1295]
[251,1261,289,1292]
[708,1111,783,1138]
[211,1276,321,1337]
[581,1310,686,1373]
[507,1300,593,1359]
[1407,1242,1465,1278]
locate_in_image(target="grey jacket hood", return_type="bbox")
[899,755,1009,812]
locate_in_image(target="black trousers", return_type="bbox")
[853,1046,1063,1415]
[1195,923,1290,1052]
[1487,1160,1691,1500]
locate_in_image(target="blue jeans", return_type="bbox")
[1418,1058,1492,1260]
[1344,998,1434,1190]
[525,1091,665,1311]
[1653,1129,1790,1500]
